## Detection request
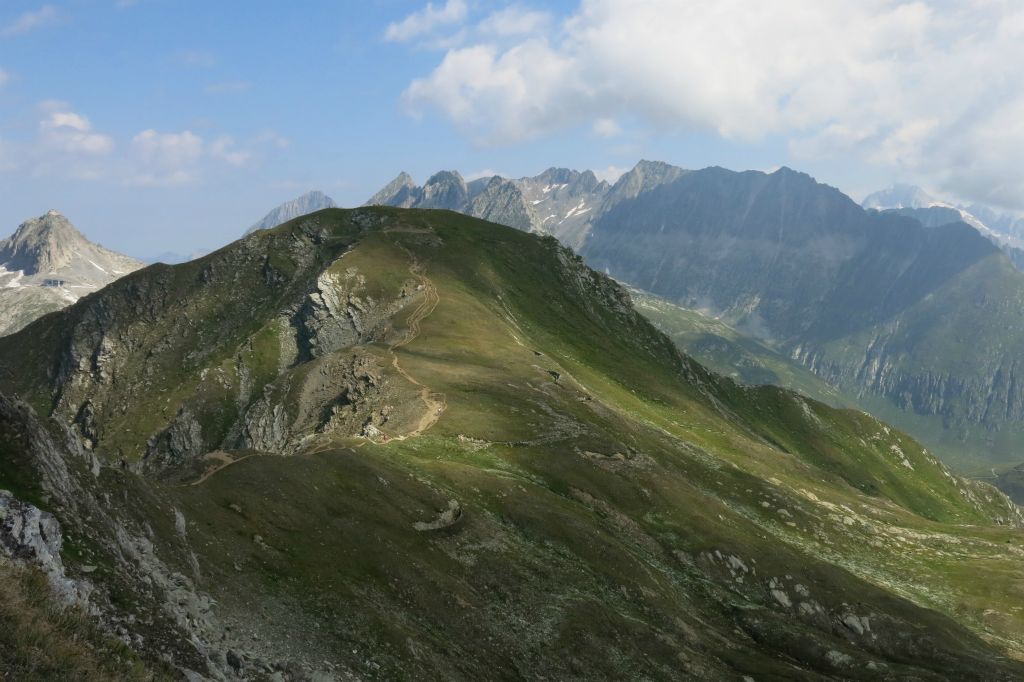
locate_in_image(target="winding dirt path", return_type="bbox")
[383,248,447,440]
[179,451,257,487]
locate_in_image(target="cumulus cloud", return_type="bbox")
[4,99,285,185]
[593,164,628,184]
[39,110,115,155]
[132,129,203,166]
[401,0,1024,211]
[477,6,551,37]
[592,118,620,138]
[1,5,58,37]
[385,0,467,42]
[210,136,251,166]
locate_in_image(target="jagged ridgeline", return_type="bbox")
[2,207,1024,679]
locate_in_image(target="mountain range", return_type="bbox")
[2,206,1024,679]
[367,162,1024,474]
[0,210,143,337]
[862,184,1024,269]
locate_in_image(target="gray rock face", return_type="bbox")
[246,190,337,234]
[418,170,469,209]
[0,211,144,336]
[468,176,537,231]
[365,171,417,208]
[0,490,86,605]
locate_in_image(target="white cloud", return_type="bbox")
[0,68,8,87]
[402,0,1024,211]
[385,0,467,42]
[1,5,58,37]
[5,99,287,186]
[39,110,114,155]
[252,130,290,149]
[478,6,551,37]
[128,129,203,184]
[593,164,628,184]
[464,168,506,181]
[210,135,250,166]
[592,118,620,138]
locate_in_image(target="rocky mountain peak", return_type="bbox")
[365,172,417,207]
[607,160,688,204]
[246,190,338,234]
[0,210,89,275]
[419,170,468,209]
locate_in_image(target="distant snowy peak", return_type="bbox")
[246,190,337,234]
[863,184,1024,260]
[862,184,944,211]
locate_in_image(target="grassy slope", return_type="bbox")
[2,208,1024,678]
[633,291,850,407]
[0,562,171,681]
[634,287,1024,477]
[168,212,1024,677]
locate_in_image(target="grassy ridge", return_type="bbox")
[1,207,1023,678]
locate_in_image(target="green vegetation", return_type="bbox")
[1,207,1023,678]
[633,291,851,407]
[0,563,170,681]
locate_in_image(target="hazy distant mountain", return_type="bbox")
[366,167,615,249]
[0,210,143,336]
[245,190,337,234]
[142,249,212,265]
[864,186,1024,270]
[964,203,1024,241]
[582,166,1024,470]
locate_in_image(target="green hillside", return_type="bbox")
[2,207,1024,679]
[633,291,850,408]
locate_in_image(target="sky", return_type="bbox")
[1,0,1023,258]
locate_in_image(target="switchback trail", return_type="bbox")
[383,245,446,441]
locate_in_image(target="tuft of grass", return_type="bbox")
[0,563,172,681]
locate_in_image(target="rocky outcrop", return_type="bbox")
[0,490,88,606]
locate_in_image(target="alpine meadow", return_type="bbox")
[3,2,1024,681]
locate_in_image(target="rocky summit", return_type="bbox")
[2,206,1024,680]
[245,190,338,235]
[0,210,143,337]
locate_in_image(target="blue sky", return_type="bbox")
[1,0,1022,258]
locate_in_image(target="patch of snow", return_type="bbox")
[1,268,24,288]
[86,258,109,274]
